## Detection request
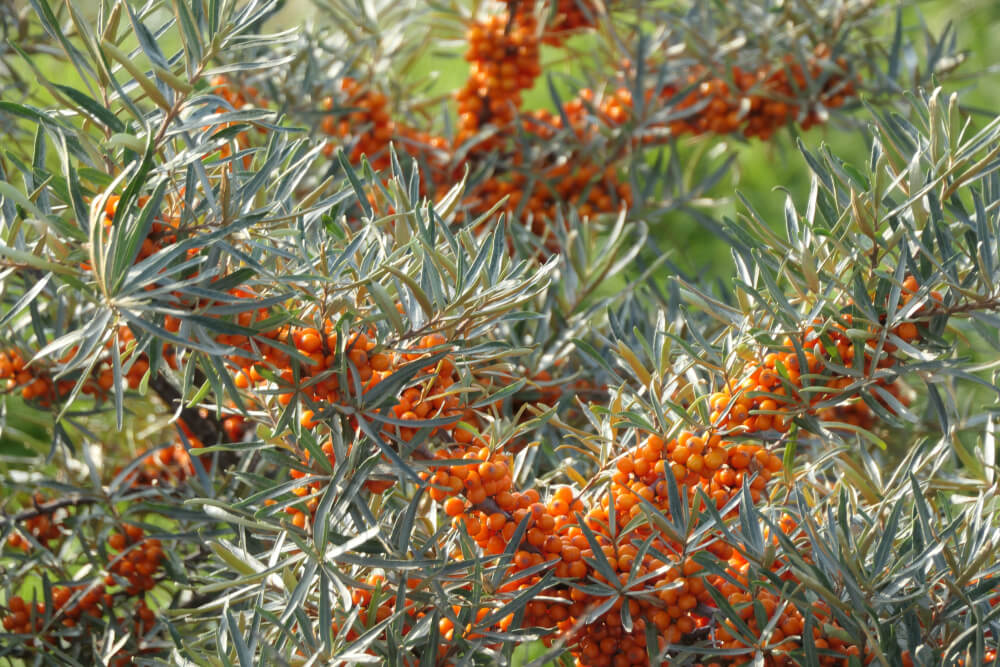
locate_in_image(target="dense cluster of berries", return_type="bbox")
[2,584,111,639]
[321,78,397,167]
[253,319,615,531]
[519,48,853,148]
[662,48,855,141]
[455,13,541,150]
[452,7,635,241]
[231,321,465,430]
[708,563,848,664]
[502,0,603,45]
[289,0,860,251]
[455,35,854,240]
[411,430,783,665]
[2,463,172,658]
[710,322,896,436]
[2,572,159,661]
[5,496,63,552]
[4,322,174,410]
[471,161,633,245]
[316,279,942,665]
[119,424,207,488]
[106,525,164,594]
[211,74,267,110]
[710,277,943,439]
[0,347,60,404]
[2,586,159,664]
[234,321,479,526]
[319,77,451,189]
[295,0,859,249]
[2,595,46,636]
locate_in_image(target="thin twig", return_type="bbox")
[3,496,98,524]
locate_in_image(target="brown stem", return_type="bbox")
[148,371,222,446]
[4,496,98,523]
[937,296,1000,318]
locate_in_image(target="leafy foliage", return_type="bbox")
[0,1,998,666]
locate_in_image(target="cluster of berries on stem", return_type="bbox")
[316,278,956,666]
[304,0,858,250]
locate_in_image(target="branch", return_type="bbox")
[3,496,97,524]
[148,371,222,446]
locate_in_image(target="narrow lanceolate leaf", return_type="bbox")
[0,275,51,328]
[101,40,172,110]
[871,500,903,576]
[224,608,254,666]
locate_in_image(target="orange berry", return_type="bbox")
[299,330,322,353]
[444,497,465,517]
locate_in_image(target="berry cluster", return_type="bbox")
[295,0,862,252]
[456,13,541,150]
[0,347,60,404]
[470,161,633,247]
[2,595,46,636]
[413,431,780,665]
[518,46,854,151]
[505,0,603,45]
[319,77,451,192]
[4,324,173,410]
[235,322,478,526]
[3,486,171,659]
[662,48,855,141]
[2,577,159,662]
[211,74,267,110]
[327,279,941,665]
[106,525,164,595]
[231,322,464,430]
[2,584,111,638]
[321,79,396,168]
[5,495,62,551]
[119,424,207,488]
[452,8,636,244]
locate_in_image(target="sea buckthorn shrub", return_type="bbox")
[1,0,998,666]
